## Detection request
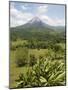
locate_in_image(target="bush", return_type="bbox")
[16,58,65,88]
[10,43,16,50]
[29,54,37,66]
[52,44,65,59]
[15,47,28,67]
[53,44,63,52]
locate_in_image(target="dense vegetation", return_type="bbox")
[16,59,65,88]
[10,20,66,88]
[10,26,65,43]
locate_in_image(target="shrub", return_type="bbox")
[52,44,65,59]
[53,44,63,52]
[15,47,28,67]
[16,58,65,88]
[10,43,16,50]
[29,54,37,66]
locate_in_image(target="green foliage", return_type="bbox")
[16,58,65,88]
[52,44,65,59]
[29,54,37,66]
[10,21,65,88]
[10,41,65,88]
[10,42,16,51]
[10,25,65,43]
[15,47,28,67]
[53,44,62,52]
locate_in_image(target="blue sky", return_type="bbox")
[10,1,65,27]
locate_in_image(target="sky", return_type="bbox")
[10,1,65,27]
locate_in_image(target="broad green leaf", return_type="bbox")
[40,76,47,83]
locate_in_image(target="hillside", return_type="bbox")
[10,17,65,42]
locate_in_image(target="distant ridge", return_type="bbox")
[10,17,65,42]
[11,16,65,32]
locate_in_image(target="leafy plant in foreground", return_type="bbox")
[16,57,65,88]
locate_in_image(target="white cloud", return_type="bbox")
[21,6,27,10]
[36,5,48,15]
[10,3,65,27]
[35,5,65,26]
[40,15,65,26]
[10,3,34,27]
